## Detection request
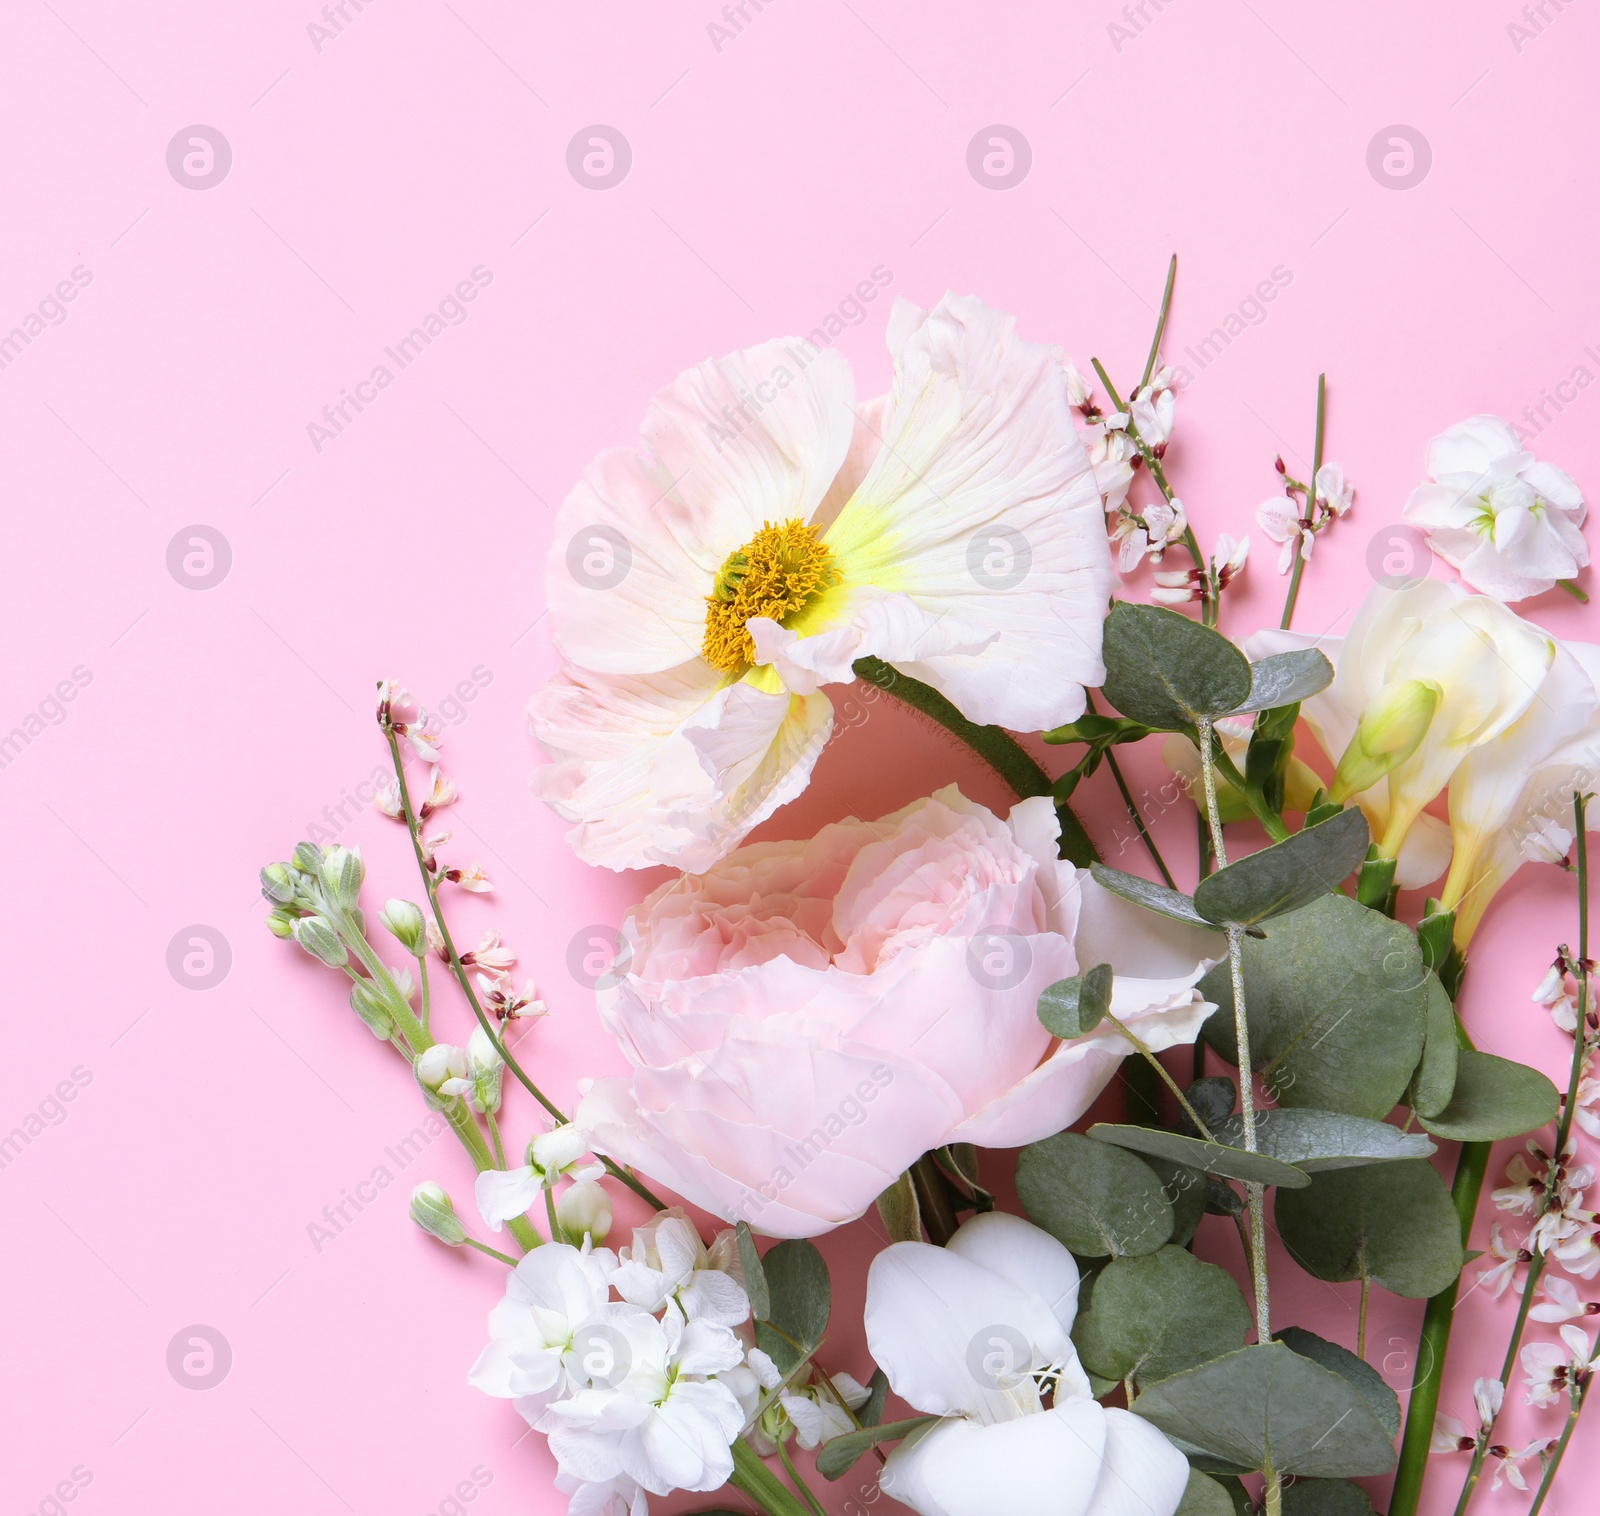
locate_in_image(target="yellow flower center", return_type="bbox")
[701,519,839,675]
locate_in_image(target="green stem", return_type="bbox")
[912,1152,960,1245]
[1357,1276,1369,1361]
[851,656,1098,865]
[443,1098,540,1252]
[1211,747,1292,842]
[1086,692,1175,887]
[418,953,432,1037]
[1527,1378,1589,1516]
[1105,1012,1213,1138]
[1558,578,1589,603]
[729,1438,817,1516]
[1279,373,1325,631]
[1141,254,1178,388]
[464,1236,519,1266]
[381,721,671,1213]
[777,1439,831,1516]
[486,1106,507,1169]
[1388,1138,1491,1516]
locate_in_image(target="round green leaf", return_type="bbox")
[1090,862,1217,930]
[1016,1131,1174,1258]
[1142,1156,1207,1247]
[1131,1342,1397,1478]
[1038,963,1114,1039]
[1211,1108,1435,1171]
[1274,1160,1465,1298]
[1201,895,1429,1119]
[1231,649,1335,713]
[1176,1469,1241,1516]
[1072,1245,1252,1389]
[1088,1123,1312,1189]
[1417,1049,1559,1142]
[754,1239,830,1372]
[1282,1480,1374,1516]
[1102,601,1254,730]
[1193,810,1371,927]
[1274,1326,1400,1438]
[1409,972,1460,1120]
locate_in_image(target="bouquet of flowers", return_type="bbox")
[262,274,1599,1516]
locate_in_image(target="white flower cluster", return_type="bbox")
[469,1206,857,1516]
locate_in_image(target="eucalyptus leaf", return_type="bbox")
[1090,863,1218,931]
[876,1170,923,1243]
[1274,1160,1465,1298]
[858,1366,889,1428]
[1016,1131,1175,1257]
[1102,602,1254,729]
[1417,1049,1560,1142]
[1072,1245,1253,1389]
[1175,1469,1240,1516]
[1088,1123,1311,1189]
[1193,810,1370,927]
[755,1240,831,1372]
[1038,964,1114,1039]
[1166,1436,1253,1479]
[1205,1177,1245,1217]
[1142,1156,1207,1248]
[1230,649,1335,713]
[1132,1342,1397,1477]
[1409,972,1461,1121]
[1274,1326,1400,1439]
[1182,1076,1238,1135]
[1211,1108,1435,1171]
[816,1415,938,1480]
[735,1222,770,1322]
[1201,895,1430,1119]
[1282,1480,1375,1516]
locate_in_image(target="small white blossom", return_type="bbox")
[1530,1275,1600,1323]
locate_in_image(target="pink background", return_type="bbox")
[4,1,1598,1511]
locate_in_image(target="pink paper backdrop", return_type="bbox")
[4,2,1598,1511]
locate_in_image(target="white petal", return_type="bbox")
[475,1166,543,1231]
[1426,415,1522,481]
[1394,810,1453,889]
[945,1212,1082,1343]
[530,661,832,873]
[865,1240,1073,1420]
[1085,1408,1191,1516]
[881,1399,1110,1516]
[819,293,1113,731]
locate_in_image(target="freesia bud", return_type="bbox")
[260,863,297,904]
[321,845,365,908]
[1330,678,1440,803]
[265,908,297,939]
[379,899,427,956]
[292,915,347,967]
[556,1180,613,1244]
[409,1181,467,1245]
[349,980,395,1040]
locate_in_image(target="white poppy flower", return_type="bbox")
[529,293,1113,872]
[864,1212,1189,1516]
[1403,415,1589,600]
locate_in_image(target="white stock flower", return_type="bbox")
[864,1212,1189,1516]
[1403,415,1589,600]
[542,1303,747,1498]
[529,293,1113,873]
[476,1123,604,1233]
[611,1209,750,1326]
[554,1471,649,1516]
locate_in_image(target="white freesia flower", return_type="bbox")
[864,1212,1189,1516]
[528,293,1113,872]
[611,1208,750,1326]
[1403,415,1589,600]
[543,1303,747,1497]
[1246,581,1560,894]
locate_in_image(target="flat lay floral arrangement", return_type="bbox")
[261,266,1599,1516]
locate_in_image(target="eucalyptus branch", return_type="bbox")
[1104,1011,1214,1138]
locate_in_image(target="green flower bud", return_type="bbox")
[292,914,348,967]
[467,1026,505,1115]
[409,1182,467,1245]
[292,841,323,875]
[260,863,297,904]
[379,898,427,956]
[265,908,297,939]
[1331,678,1441,803]
[349,979,395,1039]
[555,1179,613,1244]
[321,845,365,909]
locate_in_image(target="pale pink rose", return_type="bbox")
[578,787,1217,1238]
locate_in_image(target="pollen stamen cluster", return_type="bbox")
[701,518,839,675]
